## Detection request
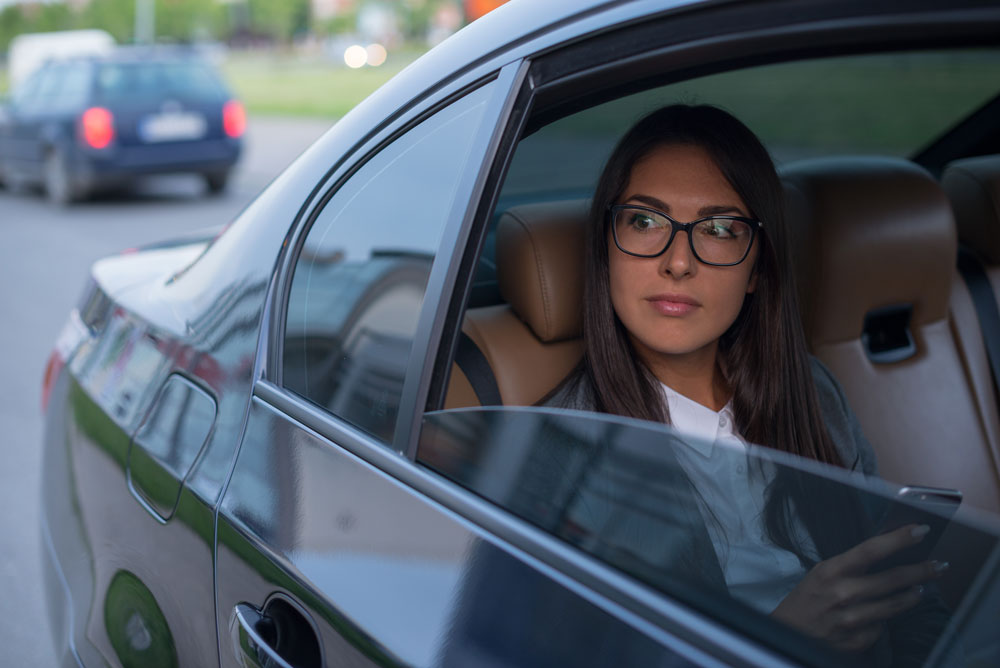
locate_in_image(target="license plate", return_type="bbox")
[139,112,207,142]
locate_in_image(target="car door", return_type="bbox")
[213,66,519,668]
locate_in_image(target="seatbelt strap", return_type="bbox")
[957,246,1000,395]
[454,332,503,406]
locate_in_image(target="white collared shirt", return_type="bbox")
[660,382,810,613]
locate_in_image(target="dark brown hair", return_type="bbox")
[570,104,841,469]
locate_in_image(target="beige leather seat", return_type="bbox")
[941,155,1000,477]
[783,157,1000,513]
[444,200,587,408]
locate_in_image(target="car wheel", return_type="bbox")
[44,149,78,206]
[204,170,230,195]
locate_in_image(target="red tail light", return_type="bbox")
[80,107,114,149]
[42,350,64,413]
[222,100,246,138]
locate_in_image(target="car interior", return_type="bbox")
[436,48,1000,517]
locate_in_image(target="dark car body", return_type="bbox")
[0,48,243,204]
[40,1,1000,667]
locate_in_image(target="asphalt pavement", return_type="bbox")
[0,115,333,666]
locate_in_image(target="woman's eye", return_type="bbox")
[628,214,656,231]
[701,220,737,239]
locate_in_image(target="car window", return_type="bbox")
[11,67,45,107]
[417,406,1000,664]
[283,83,494,444]
[95,61,225,103]
[34,65,67,103]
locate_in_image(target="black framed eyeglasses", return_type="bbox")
[609,204,763,266]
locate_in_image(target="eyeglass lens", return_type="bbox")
[614,206,753,264]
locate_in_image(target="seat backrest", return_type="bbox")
[941,154,1000,480]
[444,200,587,408]
[782,156,1000,513]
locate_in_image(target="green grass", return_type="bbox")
[220,51,421,119]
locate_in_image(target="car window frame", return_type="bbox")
[265,60,526,456]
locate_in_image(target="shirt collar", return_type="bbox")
[659,382,736,457]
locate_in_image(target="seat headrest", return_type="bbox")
[942,155,1000,265]
[781,157,956,345]
[496,200,589,343]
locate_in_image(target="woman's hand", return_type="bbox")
[771,524,947,653]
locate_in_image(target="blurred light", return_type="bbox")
[344,45,367,69]
[80,107,114,149]
[366,43,387,67]
[223,100,247,138]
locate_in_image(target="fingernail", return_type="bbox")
[933,561,950,574]
[911,525,931,539]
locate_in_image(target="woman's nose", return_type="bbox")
[659,230,695,278]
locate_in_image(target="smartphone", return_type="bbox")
[871,485,962,572]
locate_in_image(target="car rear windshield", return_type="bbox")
[95,61,225,104]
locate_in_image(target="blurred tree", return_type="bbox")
[1,2,79,52]
[156,0,226,42]
[246,0,310,44]
[82,0,137,43]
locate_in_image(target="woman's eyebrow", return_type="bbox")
[625,194,748,217]
[698,204,748,217]
[625,194,670,211]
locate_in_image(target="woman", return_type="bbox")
[546,105,948,663]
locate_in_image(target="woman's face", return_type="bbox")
[607,143,759,368]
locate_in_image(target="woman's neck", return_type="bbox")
[637,341,729,411]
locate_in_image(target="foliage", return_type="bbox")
[0,1,465,53]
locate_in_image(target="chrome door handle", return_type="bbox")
[230,603,293,668]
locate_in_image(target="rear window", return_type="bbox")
[96,61,225,103]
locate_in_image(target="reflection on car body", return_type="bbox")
[39,1,1000,667]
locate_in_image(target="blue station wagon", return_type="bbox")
[0,48,244,204]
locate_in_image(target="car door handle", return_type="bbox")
[230,600,322,668]
[230,603,294,668]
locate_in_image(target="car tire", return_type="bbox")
[204,170,230,195]
[44,149,79,206]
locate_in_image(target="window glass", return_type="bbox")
[12,68,45,107]
[502,49,1000,204]
[283,83,492,443]
[418,407,1000,665]
[96,61,225,103]
[34,65,66,102]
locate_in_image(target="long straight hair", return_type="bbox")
[561,105,849,560]
[574,104,840,466]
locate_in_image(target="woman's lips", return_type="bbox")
[646,293,700,316]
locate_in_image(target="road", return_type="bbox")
[0,115,333,666]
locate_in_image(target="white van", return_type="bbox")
[8,30,115,90]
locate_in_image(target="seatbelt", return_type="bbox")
[957,246,1000,395]
[454,332,503,406]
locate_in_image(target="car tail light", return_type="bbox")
[80,107,115,149]
[41,350,64,413]
[223,100,246,138]
[43,311,89,413]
